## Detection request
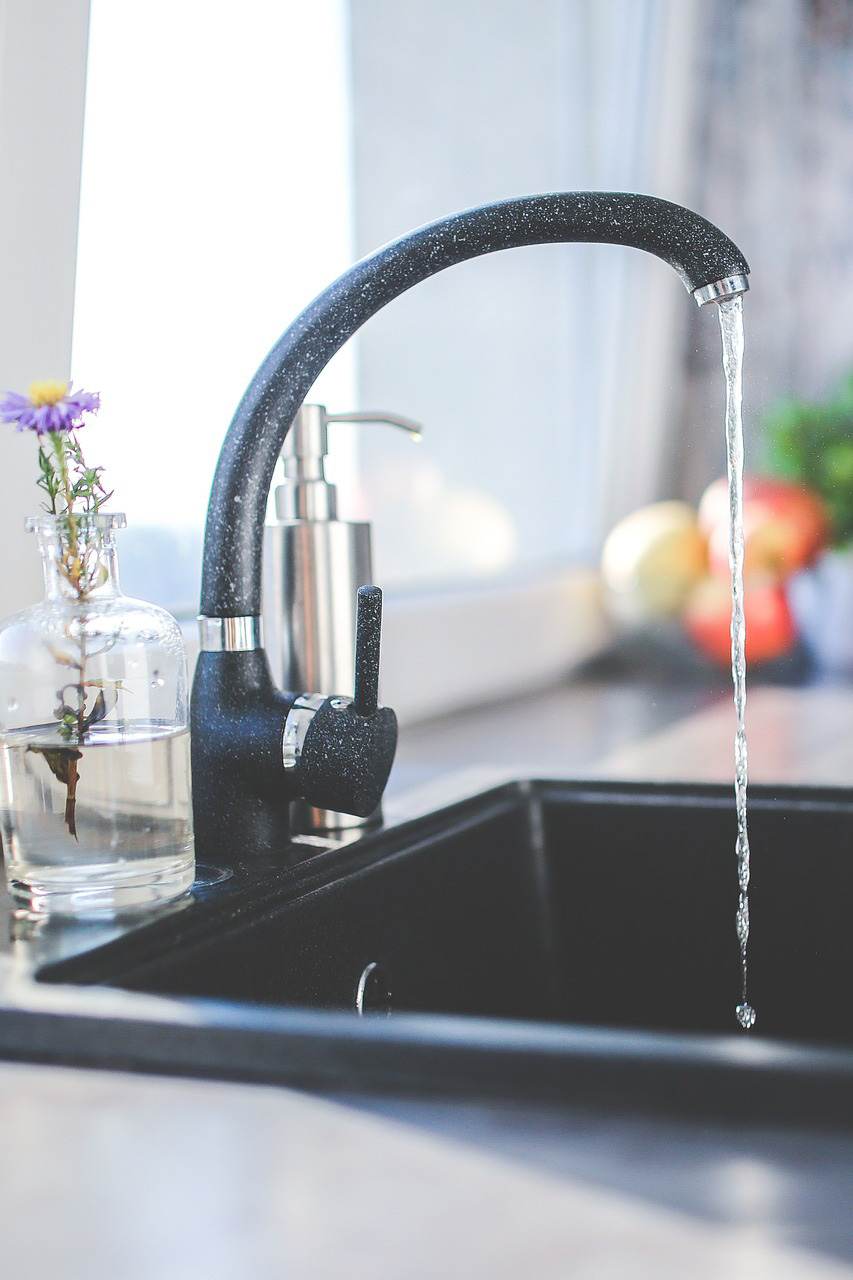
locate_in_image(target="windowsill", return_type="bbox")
[381,565,609,724]
[388,673,707,799]
[182,564,612,728]
[386,672,853,828]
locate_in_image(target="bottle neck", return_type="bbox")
[28,514,125,603]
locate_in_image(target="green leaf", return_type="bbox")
[761,377,853,547]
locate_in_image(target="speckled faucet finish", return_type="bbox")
[200,192,748,619]
[192,192,750,858]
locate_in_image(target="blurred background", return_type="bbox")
[3,0,853,715]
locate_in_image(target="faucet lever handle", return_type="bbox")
[353,585,382,716]
[280,586,396,818]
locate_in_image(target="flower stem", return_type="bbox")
[51,434,83,586]
[50,433,89,831]
[55,433,73,512]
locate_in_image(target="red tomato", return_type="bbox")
[698,475,830,580]
[683,575,798,666]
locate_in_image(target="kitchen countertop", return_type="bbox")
[4,676,853,1278]
[6,1060,853,1280]
[393,677,853,793]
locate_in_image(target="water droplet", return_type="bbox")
[150,671,165,689]
[7,697,18,712]
[736,1003,756,1030]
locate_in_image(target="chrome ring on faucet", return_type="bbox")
[692,274,750,307]
[198,615,264,652]
[282,693,328,770]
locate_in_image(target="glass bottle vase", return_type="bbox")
[0,513,195,914]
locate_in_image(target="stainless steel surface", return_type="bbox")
[281,692,326,771]
[290,800,379,834]
[692,273,750,306]
[265,521,374,694]
[266,402,421,694]
[277,402,337,522]
[276,404,422,521]
[324,408,422,437]
[197,614,263,652]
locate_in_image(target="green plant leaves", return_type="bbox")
[763,380,853,546]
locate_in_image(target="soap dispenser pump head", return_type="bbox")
[278,403,337,521]
[276,404,422,523]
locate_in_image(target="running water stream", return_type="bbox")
[718,295,756,1031]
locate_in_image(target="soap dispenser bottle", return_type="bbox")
[263,403,421,834]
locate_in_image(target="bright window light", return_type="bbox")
[72,0,355,614]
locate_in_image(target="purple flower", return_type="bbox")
[0,380,101,435]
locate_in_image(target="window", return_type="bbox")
[3,1,708,721]
[72,0,356,615]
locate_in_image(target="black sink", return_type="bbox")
[24,777,853,1123]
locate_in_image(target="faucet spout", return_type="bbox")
[200,192,748,620]
[192,192,749,858]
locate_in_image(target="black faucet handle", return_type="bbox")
[353,585,382,716]
[289,695,398,818]
[279,583,397,819]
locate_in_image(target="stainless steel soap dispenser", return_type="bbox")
[263,403,420,834]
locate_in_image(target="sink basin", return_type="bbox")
[20,778,853,1123]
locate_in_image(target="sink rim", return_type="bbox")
[2,971,853,1127]
[31,772,853,990]
[6,773,853,1126]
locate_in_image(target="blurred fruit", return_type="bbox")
[601,500,708,621]
[682,574,797,666]
[698,475,830,580]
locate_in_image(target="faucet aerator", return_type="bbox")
[693,274,751,307]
